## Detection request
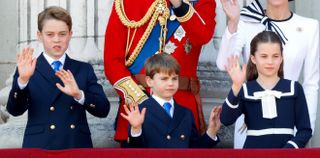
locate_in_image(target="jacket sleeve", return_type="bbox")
[6,69,30,116]
[302,19,319,132]
[174,0,216,46]
[104,3,147,104]
[189,110,219,148]
[220,87,244,126]
[216,20,247,70]
[283,82,312,148]
[82,64,110,118]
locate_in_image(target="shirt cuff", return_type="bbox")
[225,27,238,40]
[131,127,142,137]
[206,130,218,141]
[74,90,85,105]
[17,79,28,90]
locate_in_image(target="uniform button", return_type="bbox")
[70,124,75,129]
[90,104,96,108]
[180,134,185,140]
[50,106,55,111]
[166,135,171,140]
[70,106,73,110]
[50,125,56,130]
[14,92,18,99]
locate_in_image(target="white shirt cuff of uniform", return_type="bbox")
[74,90,85,105]
[131,127,142,137]
[206,130,218,141]
[17,79,28,90]
[225,27,237,40]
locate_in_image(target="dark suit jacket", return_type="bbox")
[128,97,219,148]
[6,53,110,150]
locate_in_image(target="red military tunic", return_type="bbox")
[104,0,216,141]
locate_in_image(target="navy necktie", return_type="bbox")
[52,61,61,72]
[163,102,172,117]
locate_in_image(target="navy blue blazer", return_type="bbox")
[220,79,312,148]
[128,97,219,148]
[6,53,110,150]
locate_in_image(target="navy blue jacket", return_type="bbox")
[7,54,110,150]
[221,79,312,148]
[128,97,219,148]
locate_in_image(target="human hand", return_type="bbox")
[17,47,37,84]
[120,102,146,130]
[207,105,222,136]
[225,55,246,96]
[55,69,82,99]
[220,0,240,33]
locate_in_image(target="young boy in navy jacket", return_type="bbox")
[121,53,221,148]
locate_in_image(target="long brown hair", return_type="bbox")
[246,31,284,81]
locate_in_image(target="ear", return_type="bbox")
[145,76,153,88]
[37,31,43,42]
[250,55,256,64]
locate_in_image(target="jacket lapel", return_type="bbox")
[147,98,172,125]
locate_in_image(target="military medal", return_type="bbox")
[184,38,192,54]
[174,26,186,42]
[164,41,177,54]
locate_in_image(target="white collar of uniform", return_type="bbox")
[152,95,174,108]
[43,52,66,66]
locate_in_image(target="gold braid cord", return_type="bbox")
[115,0,170,67]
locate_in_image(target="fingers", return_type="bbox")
[120,112,129,121]
[140,108,147,118]
[123,104,131,115]
[55,69,73,83]
[56,83,64,91]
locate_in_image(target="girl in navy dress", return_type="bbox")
[220,31,312,148]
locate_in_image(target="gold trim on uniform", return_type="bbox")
[176,2,194,23]
[115,0,170,67]
[114,76,148,104]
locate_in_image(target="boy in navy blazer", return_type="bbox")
[121,53,221,148]
[6,6,110,150]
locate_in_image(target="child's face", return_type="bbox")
[251,42,283,78]
[37,19,72,60]
[146,72,179,101]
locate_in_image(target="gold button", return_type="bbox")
[70,124,75,129]
[180,134,185,140]
[50,125,56,130]
[90,104,96,108]
[70,106,73,110]
[50,106,55,111]
[166,135,171,140]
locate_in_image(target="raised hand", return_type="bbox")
[207,105,222,137]
[120,102,146,130]
[17,47,37,84]
[220,0,240,33]
[225,55,246,96]
[55,69,82,99]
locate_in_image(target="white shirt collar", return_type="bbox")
[152,95,174,117]
[43,52,66,66]
[152,95,174,107]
